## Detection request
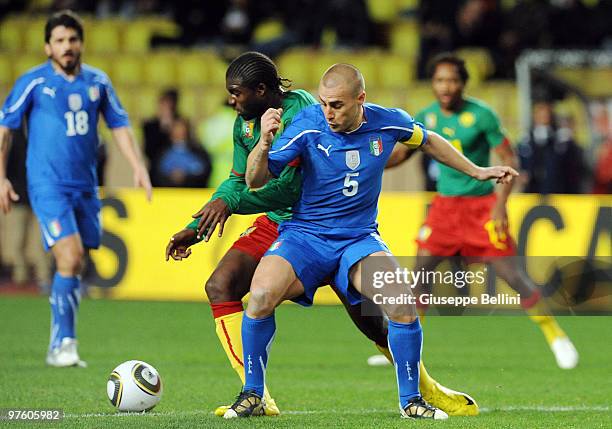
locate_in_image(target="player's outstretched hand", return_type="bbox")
[192,198,231,242]
[260,108,283,149]
[134,165,153,201]
[165,228,197,261]
[0,178,19,214]
[475,166,519,185]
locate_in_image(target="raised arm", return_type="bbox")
[246,108,282,188]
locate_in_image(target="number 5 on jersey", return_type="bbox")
[343,172,359,196]
[64,110,89,136]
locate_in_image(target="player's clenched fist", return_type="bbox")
[260,108,283,149]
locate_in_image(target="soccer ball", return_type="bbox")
[107,360,163,412]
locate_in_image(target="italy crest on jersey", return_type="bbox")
[88,86,100,102]
[49,220,62,238]
[369,136,383,156]
[68,93,82,111]
[269,240,282,251]
[346,150,360,170]
[243,121,254,138]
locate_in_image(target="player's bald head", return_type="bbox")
[320,64,365,97]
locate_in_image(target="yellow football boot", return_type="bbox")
[214,391,280,416]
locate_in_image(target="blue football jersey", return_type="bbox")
[0,61,129,190]
[268,103,427,232]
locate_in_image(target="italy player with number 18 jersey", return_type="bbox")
[0,57,130,367]
[1,10,150,369]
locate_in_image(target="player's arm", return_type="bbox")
[247,107,311,189]
[0,75,36,213]
[209,123,251,200]
[246,108,282,188]
[0,126,20,214]
[387,109,426,169]
[182,173,246,244]
[186,158,301,243]
[478,106,517,234]
[186,129,250,242]
[99,76,152,200]
[169,159,298,259]
[420,131,518,184]
[224,163,301,214]
[488,140,517,235]
[110,126,152,201]
[385,144,418,169]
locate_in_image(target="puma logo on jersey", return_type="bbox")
[43,87,56,98]
[317,144,332,157]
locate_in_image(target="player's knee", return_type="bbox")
[247,286,277,318]
[56,251,84,276]
[384,303,416,324]
[389,314,417,324]
[204,274,233,304]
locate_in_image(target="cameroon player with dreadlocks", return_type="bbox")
[165,52,479,417]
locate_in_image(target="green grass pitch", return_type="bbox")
[0,296,610,428]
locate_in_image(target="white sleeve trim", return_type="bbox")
[269,129,321,154]
[380,125,413,133]
[5,77,45,113]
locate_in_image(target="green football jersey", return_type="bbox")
[212,89,317,224]
[415,97,507,196]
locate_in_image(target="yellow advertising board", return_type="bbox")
[90,189,610,304]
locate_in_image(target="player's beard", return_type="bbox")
[52,52,81,75]
[436,90,463,112]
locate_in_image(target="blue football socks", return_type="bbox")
[388,318,423,408]
[242,313,276,397]
[49,273,80,350]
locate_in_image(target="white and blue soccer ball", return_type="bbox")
[107,360,163,412]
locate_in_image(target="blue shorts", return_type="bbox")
[29,186,102,251]
[265,224,391,306]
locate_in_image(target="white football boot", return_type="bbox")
[367,354,391,366]
[550,336,579,369]
[46,338,87,368]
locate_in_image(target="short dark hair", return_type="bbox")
[226,51,290,93]
[427,53,469,83]
[45,10,84,43]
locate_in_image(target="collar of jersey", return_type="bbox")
[47,60,80,83]
[342,106,368,134]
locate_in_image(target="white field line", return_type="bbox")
[64,405,610,418]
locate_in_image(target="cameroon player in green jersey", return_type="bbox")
[385,53,578,369]
[165,52,479,417]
